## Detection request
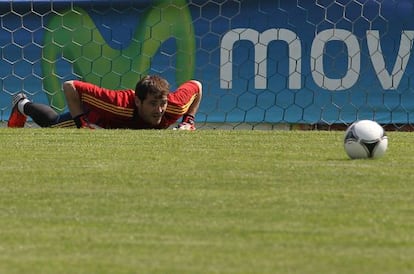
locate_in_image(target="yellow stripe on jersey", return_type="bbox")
[51,120,77,128]
[82,94,134,117]
[166,94,197,115]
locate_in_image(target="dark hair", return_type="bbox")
[135,75,170,101]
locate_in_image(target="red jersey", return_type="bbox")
[73,80,200,129]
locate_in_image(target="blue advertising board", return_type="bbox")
[1,0,414,125]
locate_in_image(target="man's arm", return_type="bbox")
[173,79,203,130]
[63,80,84,118]
[63,80,99,128]
[184,80,202,117]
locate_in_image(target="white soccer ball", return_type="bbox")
[344,120,388,159]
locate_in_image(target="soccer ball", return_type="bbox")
[344,120,388,159]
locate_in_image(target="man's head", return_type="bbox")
[134,75,170,126]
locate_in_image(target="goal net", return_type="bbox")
[1,0,414,129]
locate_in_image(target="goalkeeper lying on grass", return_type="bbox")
[8,74,202,130]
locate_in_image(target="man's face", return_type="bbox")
[135,93,168,126]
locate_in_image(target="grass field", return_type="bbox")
[0,128,413,274]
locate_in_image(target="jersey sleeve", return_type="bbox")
[165,80,200,117]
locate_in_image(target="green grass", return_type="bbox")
[0,129,413,274]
